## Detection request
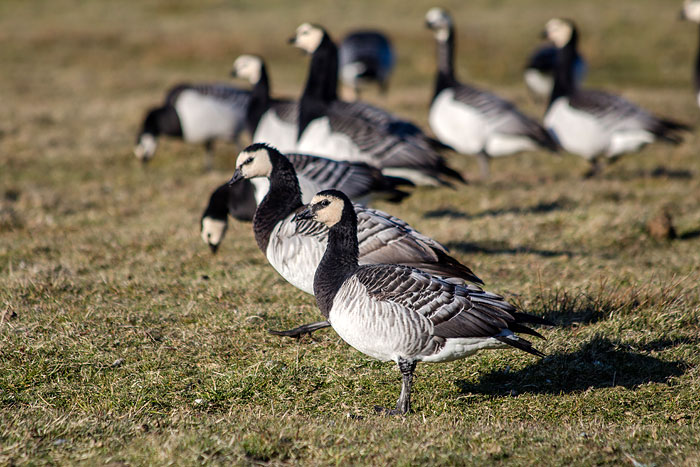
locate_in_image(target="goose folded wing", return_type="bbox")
[568,90,658,129]
[286,154,377,199]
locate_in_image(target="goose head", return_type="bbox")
[681,0,700,22]
[289,23,326,53]
[229,143,277,183]
[134,107,163,163]
[230,54,263,84]
[543,18,577,48]
[425,7,453,42]
[295,190,349,228]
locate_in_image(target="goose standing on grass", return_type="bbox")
[230,55,298,152]
[339,30,395,100]
[523,45,587,101]
[134,83,249,170]
[424,8,558,180]
[543,18,691,176]
[295,190,551,414]
[200,151,414,253]
[680,0,700,108]
[289,23,464,186]
[227,143,482,337]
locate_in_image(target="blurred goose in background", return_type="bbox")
[289,23,463,186]
[524,44,587,101]
[295,189,550,414]
[226,143,482,336]
[424,8,558,180]
[543,18,691,176]
[134,83,249,170]
[201,151,413,253]
[338,30,395,100]
[230,55,298,152]
[680,0,700,108]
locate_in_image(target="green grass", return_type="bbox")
[2,0,700,464]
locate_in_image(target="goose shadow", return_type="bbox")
[603,166,694,181]
[424,198,575,221]
[455,336,689,396]
[679,228,700,241]
[445,240,575,258]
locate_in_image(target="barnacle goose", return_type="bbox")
[424,8,559,179]
[339,30,395,100]
[543,18,691,175]
[134,83,249,170]
[289,23,464,186]
[524,45,587,100]
[200,151,413,253]
[680,0,700,108]
[227,143,482,337]
[295,190,550,414]
[230,55,299,152]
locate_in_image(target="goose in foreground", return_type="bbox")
[338,30,395,100]
[134,83,249,170]
[543,18,691,176]
[680,0,700,108]
[201,151,414,253]
[524,44,587,100]
[230,55,299,152]
[289,23,464,186]
[295,190,551,414]
[227,143,482,337]
[425,8,559,179]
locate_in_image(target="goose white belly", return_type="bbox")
[250,176,320,205]
[253,110,298,153]
[296,117,370,165]
[419,334,510,363]
[429,89,486,155]
[175,90,243,143]
[544,98,609,160]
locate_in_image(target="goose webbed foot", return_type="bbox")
[477,152,491,180]
[268,320,331,338]
[374,358,417,416]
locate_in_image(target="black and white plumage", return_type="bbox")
[338,30,395,100]
[543,18,691,175]
[295,190,550,414]
[200,150,414,252]
[524,45,587,100]
[289,23,464,186]
[680,0,700,108]
[134,83,250,170]
[230,55,299,152]
[225,144,482,338]
[425,8,559,179]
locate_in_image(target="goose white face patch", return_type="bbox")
[425,7,452,41]
[309,194,344,227]
[232,55,262,84]
[201,217,227,247]
[134,133,157,161]
[683,0,700,22]
[545,18,573,48]
[293,23,324,53]
[236,148,273,179]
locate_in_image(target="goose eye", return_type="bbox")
[320,200,330,207]
[243,157,253,165]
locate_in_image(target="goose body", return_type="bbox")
[226,144,481,297]
[681,0,700,108]
[339,30,395,99]
[290,23,463,186]
[296,190,550,414]
[134,83,249,169]
[524,45,587,99]
[543,18,690,170]
[425,8,558,178]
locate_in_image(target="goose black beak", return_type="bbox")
[230,69,238,78]
[293,206,314,222]
[287,36,296,45]
[228,168,243,185]
[540,29,548,39]
[208,243,219,254]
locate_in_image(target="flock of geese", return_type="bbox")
[133,6,699,414]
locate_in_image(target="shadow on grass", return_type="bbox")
[423,198,575,221]
[679,228,700,240]
[604,166,694,181]
[456,336,689,396]
[445,240,574,258]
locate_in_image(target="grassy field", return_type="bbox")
[2,0,700,464]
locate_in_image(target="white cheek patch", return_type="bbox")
[201,217,227,246]
[435,28,450,42]
[134,133,157,160]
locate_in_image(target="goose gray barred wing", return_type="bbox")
[569,90,658,128]
[270,99,298,123]
[188,84,251,105]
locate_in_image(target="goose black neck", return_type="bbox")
[298,33,338,138]
[694,24,700,93]
[313,203,359,317]
[549,32,579,108]
[141,105,182,138]
[433,28,457,100]
[253,154,303,252]
[246,64,271,135]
